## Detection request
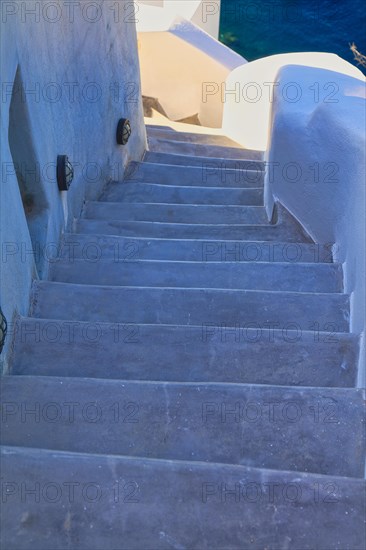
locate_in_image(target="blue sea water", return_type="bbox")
[219,0,366,73]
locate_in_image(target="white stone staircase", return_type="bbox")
[1,126,365,549]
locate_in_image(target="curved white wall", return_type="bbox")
[265,64,366,382]
[222,53,365,151]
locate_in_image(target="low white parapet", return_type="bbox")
[222,52,364,151]
[136,0,221,39]
[265,64,365,380]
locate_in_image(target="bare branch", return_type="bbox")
[350,43,366,67]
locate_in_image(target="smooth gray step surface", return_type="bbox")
[146,127,245,148]
[11,319,359,388]
[148,136,264,161]
[144,150,265,169]
[125,161,264,187]
[84,202,269,225]
[100,181,264,205]
[51,259,343,293]
[31,282,350,331]
[76,204,313,242]
[75,219,311,242]
[1,377,365,477]
[59,234,335,263]
[2,447,365,550]
[146,123,174,131]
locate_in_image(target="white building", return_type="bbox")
[1,1,365,547]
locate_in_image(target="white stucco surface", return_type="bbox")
[138,18,246,126]
[265,64,366,382]
[136,0,221,38]
[222,52,365,151]
[0,0,146,370]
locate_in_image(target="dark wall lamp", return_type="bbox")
[116,118,132,145]
[0,307,7,355]
[57,155,74,191]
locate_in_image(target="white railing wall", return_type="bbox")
[264,64,366,383]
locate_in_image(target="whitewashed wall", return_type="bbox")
[136,0,221,38]
[0,0,146,370]
[138,18,246,127]
[222,53,364,151]
[265,64,366,383]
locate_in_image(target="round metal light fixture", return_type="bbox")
[57,155,74,191]
[0,307,7,355]
[116,118,132,145]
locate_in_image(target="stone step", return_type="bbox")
[31,282,350,331]
[11,319,359,388]
[76,219,312,241]
[84,202,269,225]
[1,377,364,477]
[144,150,265,169]
[76,204,311,242]
[75,219,308,243]
[146,126,244,148]
[125,161,264,187]
[60,234,335,263]
[2,447,365,550]
[100,181,264,205]
[50,259,343,293]
[146,127,265,160]
[145,123,176,131]
[148,136,264,161]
